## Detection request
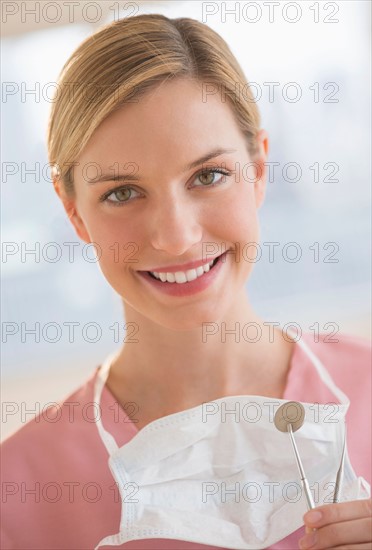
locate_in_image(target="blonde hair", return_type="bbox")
[47,13,261,196]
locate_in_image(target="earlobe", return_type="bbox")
[67,209,91,244]
[254,180,266,210]
[73,220,91,244]
[253,129,269,209]
[67,208,91,244]
[259,129,269,157]
[52,178,91,244]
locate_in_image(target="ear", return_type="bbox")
[252,129,269,210]
[53,178,91,244]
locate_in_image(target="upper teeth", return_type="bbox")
[150,259,215,283]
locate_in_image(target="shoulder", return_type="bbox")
[1,368,102,473]
[298,331,371,402]
[0,366,126,549]
[286,330,371,402]
[301,330,371,379]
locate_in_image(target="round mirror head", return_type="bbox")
[274,401,305,433]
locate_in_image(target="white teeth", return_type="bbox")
[185,268,197,282]
[150,258,217,284]
[196,266,204,277]
[175,271,187,283]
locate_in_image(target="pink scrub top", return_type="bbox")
[1,332,371,549]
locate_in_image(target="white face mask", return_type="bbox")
[93,333,370,550]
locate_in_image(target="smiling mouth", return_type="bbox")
[147,254,222,284]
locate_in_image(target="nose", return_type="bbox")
[149,194,203,256]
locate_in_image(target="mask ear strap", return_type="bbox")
[94,531,123,549]
[286,327,350,406]
[93,351,120,455]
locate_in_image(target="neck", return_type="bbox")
[106,291,296,423]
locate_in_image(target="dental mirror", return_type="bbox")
[274,401,315,510]
[274,401,305,433]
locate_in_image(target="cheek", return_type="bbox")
[99,220,141,246]
[213,182,259,242]
[82,213,145,273]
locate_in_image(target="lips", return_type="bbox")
[136,250,228,297]
[141,252,223,274]
[148,255,219,283]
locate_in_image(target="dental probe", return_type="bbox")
[333,423,346,503]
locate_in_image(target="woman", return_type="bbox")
[1,13,371,550]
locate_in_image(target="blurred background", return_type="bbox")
[1,0,371,440]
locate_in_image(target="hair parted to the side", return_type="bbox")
[47,13,261,196]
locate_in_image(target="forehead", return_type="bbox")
[77,78,245,170]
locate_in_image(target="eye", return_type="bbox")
[99,167,232,207]
[99,186,140,206]
[193,168,230,187]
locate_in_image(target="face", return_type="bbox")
[55,78,268,330]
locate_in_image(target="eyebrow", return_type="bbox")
[86,148,237,185]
